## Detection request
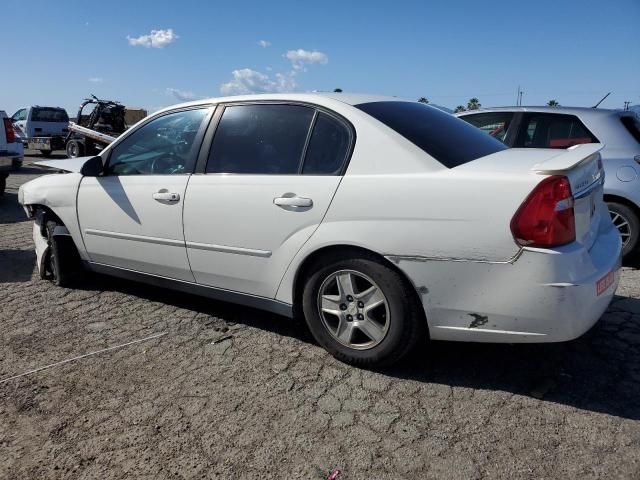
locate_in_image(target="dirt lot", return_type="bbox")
[1,152,640,479]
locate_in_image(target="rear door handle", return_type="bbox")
[274,195,313,208]
[152,191,180,202]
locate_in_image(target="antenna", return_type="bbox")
[592,92,611,108]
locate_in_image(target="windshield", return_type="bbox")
[355,101,506,168]
[31,108,69,123]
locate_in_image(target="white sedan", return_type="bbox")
[19,93,622,366]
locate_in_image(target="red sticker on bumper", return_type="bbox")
[596,271,615,296]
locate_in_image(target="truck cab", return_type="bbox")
[11,106,69,156]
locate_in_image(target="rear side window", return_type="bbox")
[515,113,598,149]
[621,115,640,143]
[302,113,351,175]
[355,101,506,168]
[459,112,515,144]
[31,108,69,123]
[207,104,314,174]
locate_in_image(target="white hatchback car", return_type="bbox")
[19,93,622,366]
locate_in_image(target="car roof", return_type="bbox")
[455,105,631,119]
[153,92,413,115]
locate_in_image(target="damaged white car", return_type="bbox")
[19,93,622,366]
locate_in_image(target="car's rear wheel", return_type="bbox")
[302,255,425,367]
[45,221,82,287]
[608,202,639,257]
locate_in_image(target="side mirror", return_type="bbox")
[80,156,104,176]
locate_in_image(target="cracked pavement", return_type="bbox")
[1,155,639,479]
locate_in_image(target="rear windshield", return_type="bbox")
[621,115,640,143]
[31,108,69,122]
[355,101,506,168]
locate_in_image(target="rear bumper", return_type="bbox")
[390,223,622,343]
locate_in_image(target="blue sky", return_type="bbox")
[1,0,638,115]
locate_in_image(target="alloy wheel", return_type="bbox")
[317,270,390,350]
[610,209,632,248]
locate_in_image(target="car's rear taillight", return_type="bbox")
[510,175,575,247]
[2,118,16,143]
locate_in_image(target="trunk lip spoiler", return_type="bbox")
[530,143,604,174]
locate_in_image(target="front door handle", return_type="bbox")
[152,191,180,203]
[274,195,313,208]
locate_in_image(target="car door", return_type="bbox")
[183,103,353,298]
[77,107,212,281]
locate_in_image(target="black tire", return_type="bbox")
[45,221,82,287]
[0,175,6,196]
[301,254,426,367]
[66,140,84,159]
[608,202,639,257]
[40,149,53,157]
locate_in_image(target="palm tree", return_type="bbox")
[418,97,429,104]
[333,88,343,93]
[454,105,466,113]
[467,98,481,110]
[547,99,560,107]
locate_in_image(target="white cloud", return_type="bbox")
[127,29,178,48]
[166,88,200,102]
[257,40,271,48]
[220,69,296,96]
[88,77,103,83]
[219,47,328,96]
[285,49,328,71]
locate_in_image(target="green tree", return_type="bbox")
[547,99,560,106]
[467,98,481,110]
[333,88,343,93]
[454,105,466,113]
[418,97,429,104]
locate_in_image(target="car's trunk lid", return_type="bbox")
[531,143,605,251]
[457,143,606,251]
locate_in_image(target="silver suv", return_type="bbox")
[457,107,640,257]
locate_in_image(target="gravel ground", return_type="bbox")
[1,153,639,479]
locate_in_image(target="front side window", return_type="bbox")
[206,104,314,174]
[107,108,209,175]
[302,113,351,175]
[355,101,506,168]
[515,113,598,149]
[31,108,69,123]
[459,112,515,144]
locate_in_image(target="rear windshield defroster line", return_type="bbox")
[355,101,506,168]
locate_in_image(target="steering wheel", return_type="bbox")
[150,154,183,174]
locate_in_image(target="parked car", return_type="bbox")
[456,107,640,257]
[12,106,69,156]
[0,110,24,196]
[18,94,621,366]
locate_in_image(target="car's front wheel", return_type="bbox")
[302,255,425,367]
[608,202,639,257]
[45,221,82,287]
